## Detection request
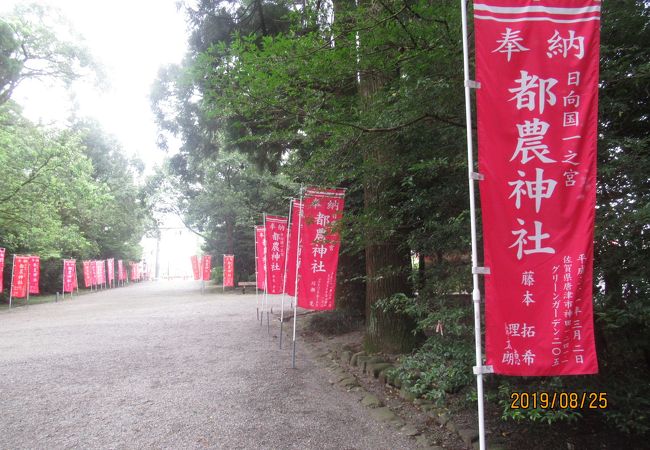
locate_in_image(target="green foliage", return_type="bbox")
[0,102,150,296]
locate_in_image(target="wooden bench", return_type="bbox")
[237,281,257,294]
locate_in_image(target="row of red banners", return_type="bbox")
[255,187,346,311]
[190,255,212,281]
[473,0,599,375]
[0,252,144,298]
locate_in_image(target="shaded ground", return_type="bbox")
[0,281,418,449]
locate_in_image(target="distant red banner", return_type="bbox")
[117,260,124,281]
[130,262,138,281]
[264,215,288,294]
[474,0,600,375]
[285,200,303,296]
[255,227,266,290]
[223,255,235,287]
[28,256,40,294]
[97,260,106,285]
[63,259,76,293]
[82,261,91,287]
[107,258,115,283]
[11,256,29,298]
[191,255,200,280]
[297,187,345,310]
[0,248,5,292]
[202,255,212,281]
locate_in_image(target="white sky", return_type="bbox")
[3,0,188,171]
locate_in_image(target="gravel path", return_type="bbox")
[0,281,417,449]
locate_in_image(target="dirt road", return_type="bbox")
[0,281,416,449]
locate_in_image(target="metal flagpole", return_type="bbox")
[291,186,304,368]
[9,254,15,308]
[26,256,31,305]
[279,198,294,349]
[254,227,259,321]
[461,1,489,450]
[262,215,267,326]
[263,213,270,334]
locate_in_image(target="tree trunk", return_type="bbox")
[358,48,416,352]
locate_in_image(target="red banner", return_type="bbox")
[82,261,91,288]
[223,255,234,287]
[28,256,40,294]
[285,200,303,296]
[202,255,212,281]
[0,248,5,292]
[474,0,600,375]
[117,260,124,281]
[297,188,345,310]
[191,255,200,280]
[255,227,266,290]
[107,258,115,284]
[10,256,29,298]
[264,215,288,294]
[63,259,76,293]
[90,260,97,286]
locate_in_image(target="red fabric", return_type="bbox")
[202,255,212,281]
[28,256,40,294]
[255,226,266,290]
[10,256,29,298]
[107,258,115,283]
[0,248,5,292]
[223,255,235,287]
[191,255,200,280]
[285,200,303,296]
[264,215,288,294]
[474,0,600,375]
[83,261,91,287]
[297,188,345,311]
[63,259,76,293]
[96,260,106,285]
[117,260,124,282]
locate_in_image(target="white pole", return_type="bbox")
[26,256,31,305]
[263,213,270,333]
[279,199,294,349]
[9,254,15,308]
[291,188,304,368]
[460,1,486,449]
[254,227,260,321]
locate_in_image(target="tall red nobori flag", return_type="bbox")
[255,226,266,290]
[298,187,345,311]
[474,1,600,375]
[191,255,201,280]
[264,215,288,294]
[107,258,115,284]
[83,261,91,288]
[11,256,29,298]
[28,256,40,294]
[202,255,212,281]
[117,260,124,282]
[0,248,5,292]
[63,259,76,293]
[223,255,235,287]
[285,200,303,296]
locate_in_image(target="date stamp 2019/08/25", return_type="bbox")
[510,392,608,410]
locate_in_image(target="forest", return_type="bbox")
[2,0,649,440]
